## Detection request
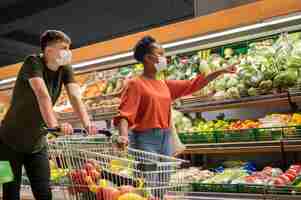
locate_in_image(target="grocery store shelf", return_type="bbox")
[93,110,118,121]
[57,109,118,123]
[176,93,301,113]
[165,191,301,200]
[183,140,301,155]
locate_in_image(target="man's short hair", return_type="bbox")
[40,30,71,51]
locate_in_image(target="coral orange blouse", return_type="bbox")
[113,75,207,131]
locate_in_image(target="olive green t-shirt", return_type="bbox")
[0,55,75,153]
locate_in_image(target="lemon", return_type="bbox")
[118,193,144,200]
[98,179,109,187]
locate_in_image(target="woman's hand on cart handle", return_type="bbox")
[117,135,129,148]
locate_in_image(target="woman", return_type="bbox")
[114,36,236,156]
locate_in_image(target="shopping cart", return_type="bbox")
[46,128,188,200]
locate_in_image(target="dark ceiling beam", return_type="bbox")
[0,0,73,28]
[1,30,41,46]
[0,37,39,64]
[0,37,39,54]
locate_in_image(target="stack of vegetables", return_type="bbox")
[54,32,301,114]
[171,162,301,194]
[164,32,301,100]
[173,111,301,134]
[90,32,301,102]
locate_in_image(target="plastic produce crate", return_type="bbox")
[237,184,266,194]
[216,129,257,143]
[190,183,301,196]
[267,185,301,195]
[0,161,13,184]
[178,132,217,144]
[191,183,239,193]
[179,125,301,144]
[254,128,282,141]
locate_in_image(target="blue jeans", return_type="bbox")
[129,129,172,194]
[129,128,172,156]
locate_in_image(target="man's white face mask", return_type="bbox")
[55,50,72,66]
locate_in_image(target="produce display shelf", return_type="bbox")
[190,183,301,195]
[183,140,301,155]
[92,110,119,121]
[57,108,118,122]
[165,191,301,200]
[82,91,121,101]
[176,93,301,113]
[179,126,301,144]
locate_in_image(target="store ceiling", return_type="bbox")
[0,0,259,68]
[0,0,194,67]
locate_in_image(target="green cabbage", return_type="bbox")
[248,87,259,96]
[273,69,298,88]
[226,87,241,99]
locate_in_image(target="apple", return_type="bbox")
[87,159,102,172]
[278,175,290,184]
[70,170,83,184]
[284,173,296,181]
[102,187,120,200]
[119,185,135,195]
[88,169,101,181]
[274,178,286,186]
[85,176,95,186]
[148,196,160,200]
[286,169,298,177]
[290,165,301,174]
[84,163,95,172]
[79,169,88,184]
[96,190,103,200]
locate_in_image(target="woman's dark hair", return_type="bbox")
[40,30,71,51]
[133,36,156,62]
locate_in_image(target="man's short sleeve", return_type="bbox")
[62,65,76,85]
[21,56,44,80]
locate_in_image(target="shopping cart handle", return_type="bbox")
[46,128,112,137]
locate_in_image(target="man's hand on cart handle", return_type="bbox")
[59,122,73,135]
[46,127,112,137]
[84,122,97,135]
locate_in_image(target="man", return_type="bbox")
[0,30,96,200]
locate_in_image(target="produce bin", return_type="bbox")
[179,126,301,144]
[191,183,239,193]
[217,129,257,143]
[237,184,266,194]
[0,161,13,184]
[178,132,217,144]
